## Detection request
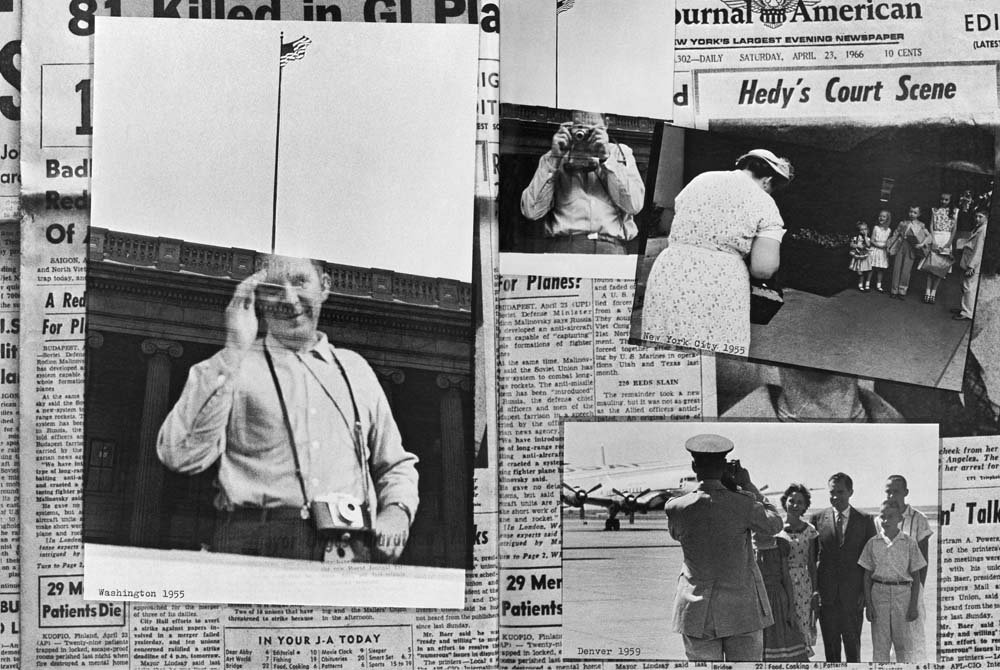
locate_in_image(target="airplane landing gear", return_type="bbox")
[604,518,621,531]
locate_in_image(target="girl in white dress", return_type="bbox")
[848,222,873,291]
[869,210,893,292]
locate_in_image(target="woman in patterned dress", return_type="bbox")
[639,149,793,356]
[777,482,819,657]
[755,532,812,662]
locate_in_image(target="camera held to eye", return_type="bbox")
[310,493,376,562]
[562,124,604,173]
[721,459,743,492]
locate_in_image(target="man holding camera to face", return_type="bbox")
[519,110,645,254]
[157,255,419,564]
[664,434,783,662]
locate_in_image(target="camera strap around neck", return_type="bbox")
[262,340,371,520]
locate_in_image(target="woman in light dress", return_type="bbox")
[776,482,819,657]
[639,149,793,357]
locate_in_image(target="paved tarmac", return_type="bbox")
[561,511,939,663]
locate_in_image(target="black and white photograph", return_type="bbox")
[81,17,478,607]
[560,420,939,663]
[629,123,996,390]
[498,104,661,258]
[500,0,672,120]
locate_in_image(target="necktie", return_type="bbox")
[836,511,845,546]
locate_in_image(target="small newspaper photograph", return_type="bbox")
[628,121,994,389]
[80,17,479,607]
[560,420,939,664]
[498,105,658,262]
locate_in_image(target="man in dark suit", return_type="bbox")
[810,472,876,662]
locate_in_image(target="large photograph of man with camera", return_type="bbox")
[80,19,478,606]
[156,255,418,564]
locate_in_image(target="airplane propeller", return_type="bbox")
[562,482,601,505]
[562,483,602,520]
[612,488,652,523]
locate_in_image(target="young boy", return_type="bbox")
[890,205,928,300]
[858,499,926,662]
[953,210,988,321]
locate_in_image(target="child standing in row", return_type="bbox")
[918,192,958,304]
[858,498,926,663]
[869,210,893,292]
[889,205,929,300]
[849,221,873,291]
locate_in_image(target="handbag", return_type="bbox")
[918,250,953,277]
[750,276,783,325]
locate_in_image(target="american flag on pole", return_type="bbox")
[280,36,312,67]
[557,0,575,13]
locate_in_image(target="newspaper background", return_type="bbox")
[494,0,1000,666]
[671,0,1000,128]
[18,2,499,669]
[938,434,1000,661]
[0,0,16,222]
[0,219,17,670]
[496,273,715,665]
[0,2,18,667]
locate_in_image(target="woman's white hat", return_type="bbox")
[736,148,794,182]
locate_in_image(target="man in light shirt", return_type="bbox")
[520,110,645,254]
[883,474,931,660]
[158,255,418,563]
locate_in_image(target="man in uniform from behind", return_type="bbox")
[665,434,783,661]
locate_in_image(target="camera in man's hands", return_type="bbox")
[310,492,375,562]
[563,123,604,173]
[721,458,743,492]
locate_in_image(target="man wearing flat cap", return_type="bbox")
[665,434,783,661]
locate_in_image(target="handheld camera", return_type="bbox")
[311,493,376,562]
[562,123,605,173]
[721,458,743,492]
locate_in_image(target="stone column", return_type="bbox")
[436,373,471,563]
[129,338,183,546]
[373,367,406,409]
[85,331,104,390]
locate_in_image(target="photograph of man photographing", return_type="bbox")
[157,255,419,564]
[518,109,645,254]
[664,434,783,662]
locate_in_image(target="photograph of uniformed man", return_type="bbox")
[157,255,419,564]
[664,434,783,662]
